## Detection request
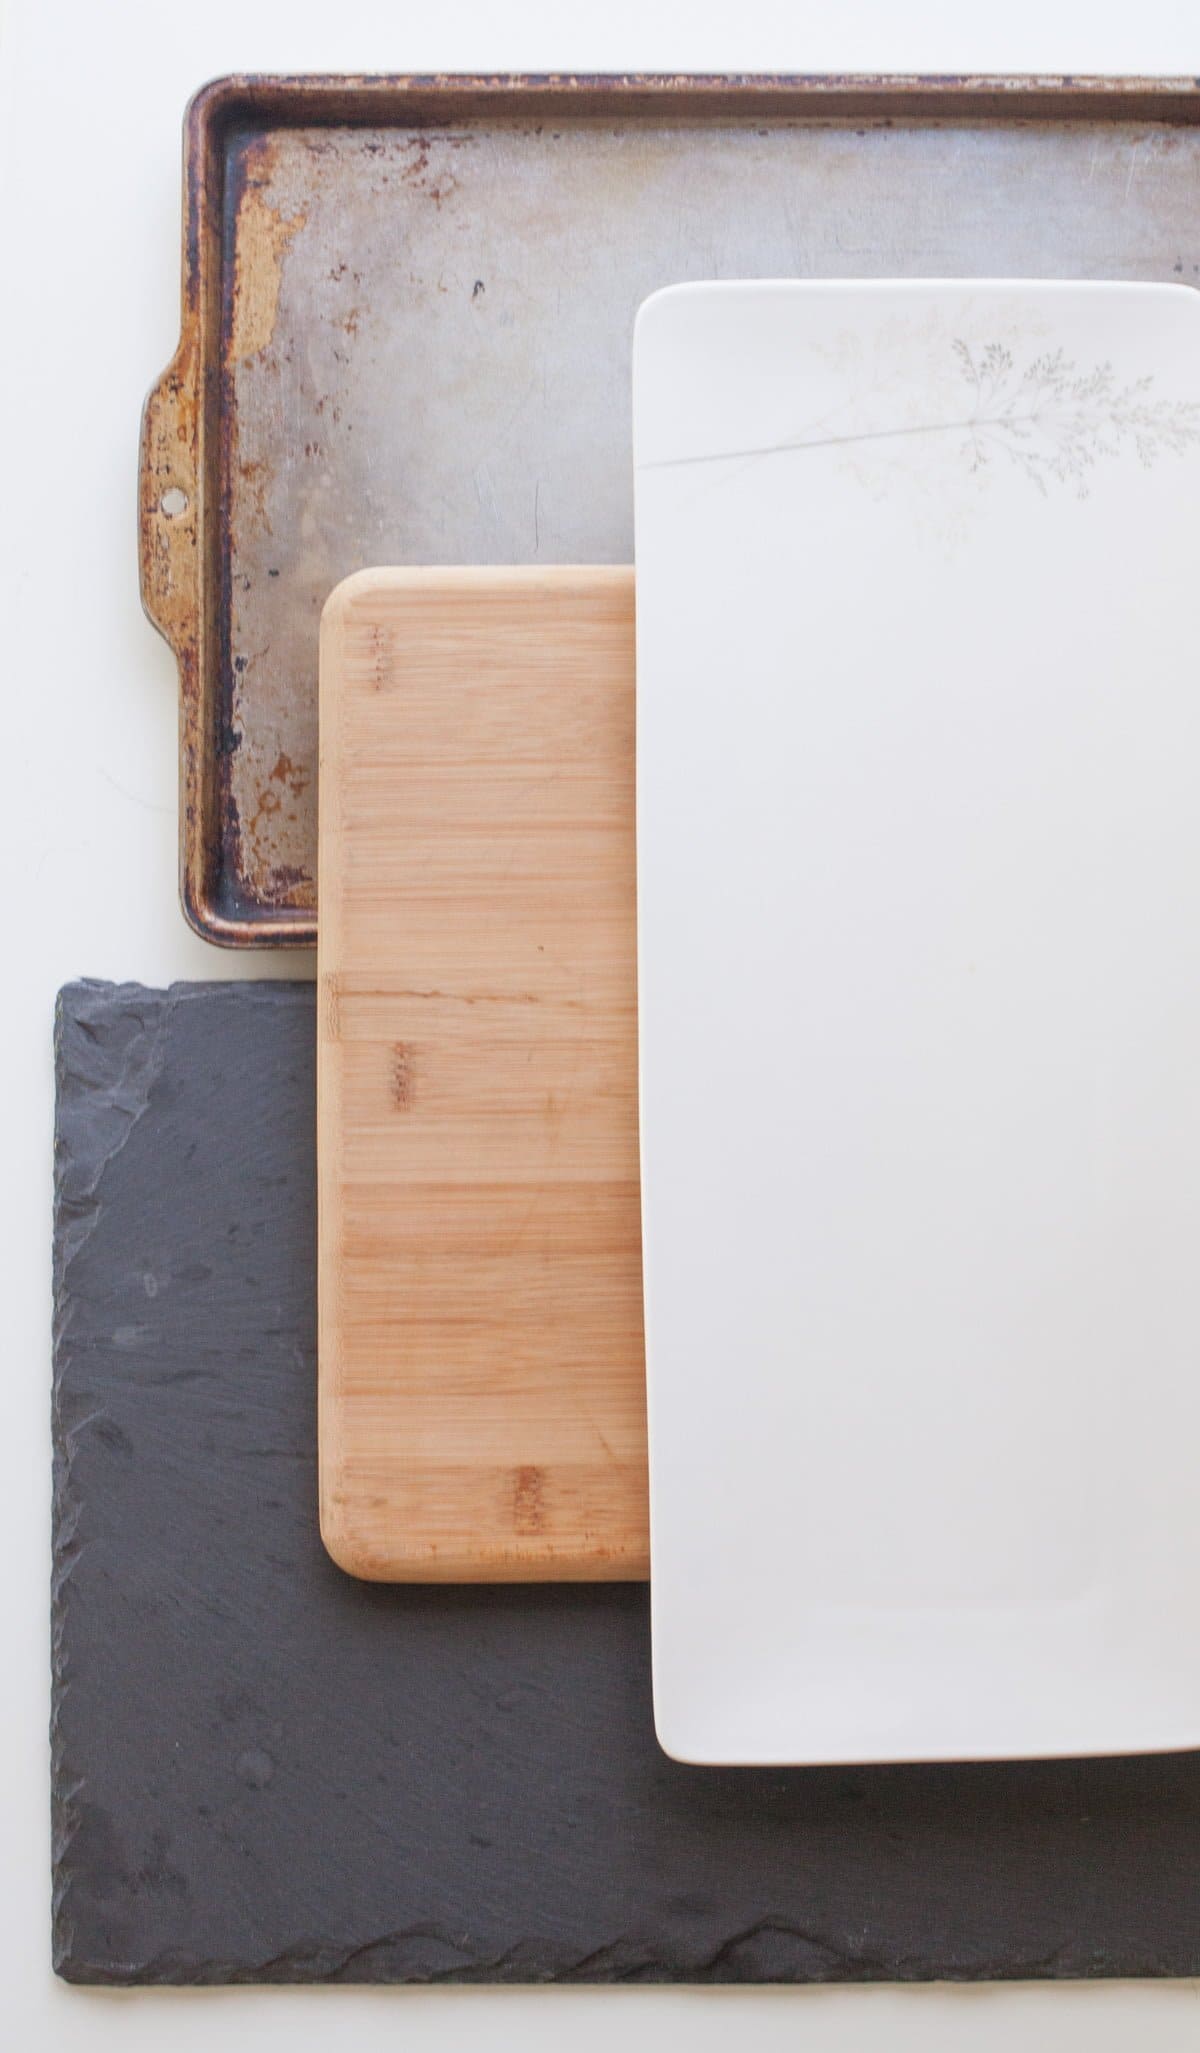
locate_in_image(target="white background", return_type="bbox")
[4,0,1200,2045]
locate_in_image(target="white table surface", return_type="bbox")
[3,0,1200,2045]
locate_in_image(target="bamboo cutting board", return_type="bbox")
[318,567,648,1580]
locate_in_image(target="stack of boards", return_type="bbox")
[318,281,1200,1773]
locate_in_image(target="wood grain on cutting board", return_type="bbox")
[318,567,648,1580]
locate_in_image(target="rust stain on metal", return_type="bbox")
[236,456,273,534]
[217,127,321,916]
[396,132,462,204]
[229,173,308,363]
[270,750,308,791]
[138,328,201,647]
[241,759,312,894]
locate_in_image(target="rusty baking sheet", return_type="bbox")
[139,73,1200,945]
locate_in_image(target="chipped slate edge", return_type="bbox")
[51,982,168,1974]
[50,981,308,1982]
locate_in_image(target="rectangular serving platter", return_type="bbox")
[139,72,1200,944]
[634,275,1200,1762]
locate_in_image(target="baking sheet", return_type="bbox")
[138,76,1200,942]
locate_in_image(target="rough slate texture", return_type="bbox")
[52,980,1200,1984]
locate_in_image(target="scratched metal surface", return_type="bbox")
[206,109,1200,933]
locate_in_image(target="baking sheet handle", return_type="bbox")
[138,331,201,680]
[139,326,216,937]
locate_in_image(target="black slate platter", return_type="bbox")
[52,980,1200,1984]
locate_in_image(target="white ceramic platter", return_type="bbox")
[633,279,1200,1765]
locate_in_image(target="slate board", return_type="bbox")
[52,980,1200,1983]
